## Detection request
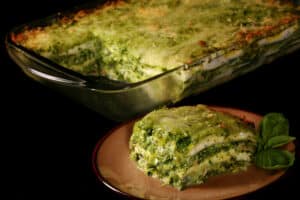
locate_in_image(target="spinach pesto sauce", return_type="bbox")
[129,105,257,189]
[16,0,300,83]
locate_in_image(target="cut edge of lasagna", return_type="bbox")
[129,105,257,190]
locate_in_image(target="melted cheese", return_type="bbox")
[16,0,300,82]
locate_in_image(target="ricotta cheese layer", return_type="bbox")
[129,105,257,189]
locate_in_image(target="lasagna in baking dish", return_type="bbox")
[12,0,300,83]
[129,105,257,189]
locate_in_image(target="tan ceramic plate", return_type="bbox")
[92,106,295,200]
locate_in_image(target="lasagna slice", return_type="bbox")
[129,105,257,189]
[12,0,300,83]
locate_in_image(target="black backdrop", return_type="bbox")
[1,1,300,199]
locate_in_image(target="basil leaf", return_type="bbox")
[264,135,296,149]
[260,113,289,143]
[257,136,264,152]
[255,149,295,170]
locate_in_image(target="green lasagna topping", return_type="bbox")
[129,105,257,189]
[13,0,300,82]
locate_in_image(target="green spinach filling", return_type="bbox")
[16,0,300,82]
[129,105,257,189]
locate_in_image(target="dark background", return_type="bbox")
[1,1,300,199]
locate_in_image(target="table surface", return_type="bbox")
[1,1,300,199]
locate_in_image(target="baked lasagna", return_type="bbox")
[129,105,257,189]
[12,0,300,83]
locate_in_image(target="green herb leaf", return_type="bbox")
[255,149,295,170]
[260,113,289,143]
[264,135,296,149]
[256,136,264,153]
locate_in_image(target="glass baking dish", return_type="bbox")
[6,0,300,121]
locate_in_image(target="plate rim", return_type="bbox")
[92,120,141,199]
[92,106,291,199]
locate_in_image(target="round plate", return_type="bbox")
[92,106,295,200]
